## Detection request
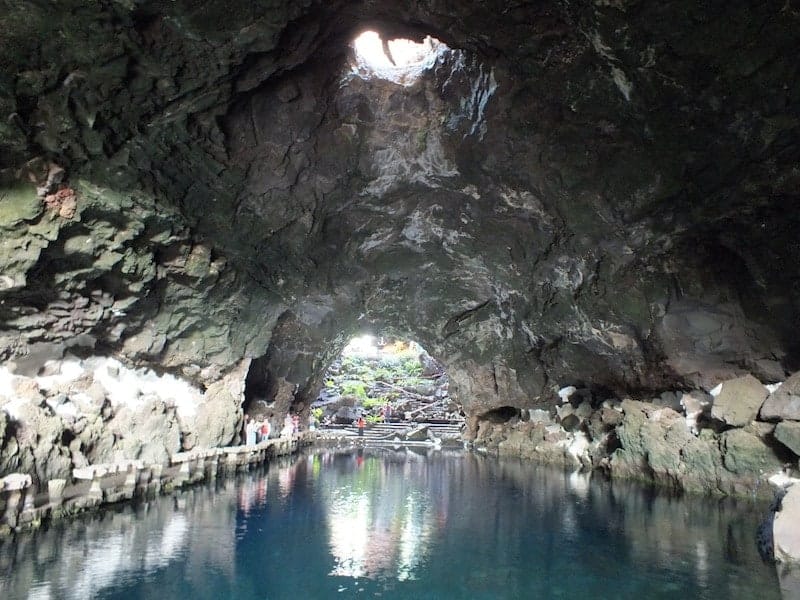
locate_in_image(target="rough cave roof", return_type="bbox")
[0,0,799,415]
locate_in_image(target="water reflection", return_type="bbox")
[320,450,441,580]
[0,451,783,600]
[0,481,239,599]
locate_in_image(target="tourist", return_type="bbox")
[281,414,294,437]
[245,416,257,446]
[308,413,316,431]
[356,416,366,437]
[259,419,271,443]
[292,413,300,433]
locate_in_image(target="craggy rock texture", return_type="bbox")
[1,2,800,483]
[474,374,800,499]
[0,357,244,483]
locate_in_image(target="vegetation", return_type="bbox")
[317,338,441,422]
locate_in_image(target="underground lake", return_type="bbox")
[0,449,780,599]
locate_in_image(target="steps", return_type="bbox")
[329,420,464,443]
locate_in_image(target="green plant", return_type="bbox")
[366,414,383,424]
[312,407,324,420]
[362,396,385,409]
[341,380,368,401]
[400,358,422,375]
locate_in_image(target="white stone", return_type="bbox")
[775,484,800,563]
[557,386,577,403]
[2,473,32,490]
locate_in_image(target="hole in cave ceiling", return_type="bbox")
[351,30,448,85]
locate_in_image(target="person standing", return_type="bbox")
[259,419,271,443]
[356,416,366,437]
[245,416,257,446]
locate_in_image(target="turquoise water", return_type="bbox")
[0,449,781,599]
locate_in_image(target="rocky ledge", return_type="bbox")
[472,372,800,499]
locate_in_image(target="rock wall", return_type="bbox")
[473,373,800,499]
[0,1,799,487]
[0,356,246,484]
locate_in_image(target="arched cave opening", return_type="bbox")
[311,334,463,429]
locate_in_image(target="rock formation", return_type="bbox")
[1,1,800,489]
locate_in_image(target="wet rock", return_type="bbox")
[761,373,800,422]
[775,422,800,457]
[710,375,768,427]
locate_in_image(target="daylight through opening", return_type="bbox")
[313,335,464,441]
[351,31,447,85]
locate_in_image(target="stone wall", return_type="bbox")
[0,433,311,535]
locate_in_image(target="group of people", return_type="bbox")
[243,410,321,446]
[244,415,272,446]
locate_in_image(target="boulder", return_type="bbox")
[761,372,800,421]
[600,406,623,428]
[108,399,181,465]
[333,405,360,424]
[186,361,248,449]
[560,413,581,432]
[574,401,593,419]
[774,484,800,562]
[611,400,694,487]
[777,563,800,599]
[721,429,783,476]
[652,391,682,412]
[679,431,724,494]
[1,402,73,483]
[710,374,768,427]
[775,421,800,457]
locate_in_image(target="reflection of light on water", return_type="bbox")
[695,540,709,588]
[324,462,438,582]
[328,489,371,577]
[65,531,128,599]
[42,514,189,599]
[397,495,423,581]
[278,465,295,499]
[27,582,52,599]
[62,512,189,599]
[567,470,590,499]
[145,514,189,570]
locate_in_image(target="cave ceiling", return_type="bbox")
[0,0,799,416]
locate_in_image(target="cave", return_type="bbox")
[1,1,800,594]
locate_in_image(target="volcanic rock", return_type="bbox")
[710,375,768,427]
